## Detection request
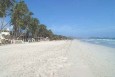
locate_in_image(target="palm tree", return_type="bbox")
[0,0,15,17]
[0,0,15,30]
[22,12,33,41]
[47,29,54,40]
[38,24,47,37]
[11,0,29,39]
[38,24,54,39]
[29,17,40,38]
[16,12,34,40]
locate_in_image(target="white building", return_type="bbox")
[0,31,10,44]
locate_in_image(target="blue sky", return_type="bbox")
[14,0,115,37]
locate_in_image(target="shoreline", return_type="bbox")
[79,39,115,48]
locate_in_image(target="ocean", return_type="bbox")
[81,39,115,48]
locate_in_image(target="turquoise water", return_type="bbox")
[82,39,115,48]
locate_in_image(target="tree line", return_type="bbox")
[0,0,69,41]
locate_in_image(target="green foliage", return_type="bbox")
[52,35,68,40]
[38,24,47,37]
[11,0,29,38]
[11,1,29,26]
[29,17,40,37]
[0,0,15,17]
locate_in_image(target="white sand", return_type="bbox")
[0,40,115,77]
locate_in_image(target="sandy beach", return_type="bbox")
[0,40,115,77]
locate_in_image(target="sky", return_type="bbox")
[3,0,115,38]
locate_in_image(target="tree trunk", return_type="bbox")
[14,23,18,40]
[0,16,5,32]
